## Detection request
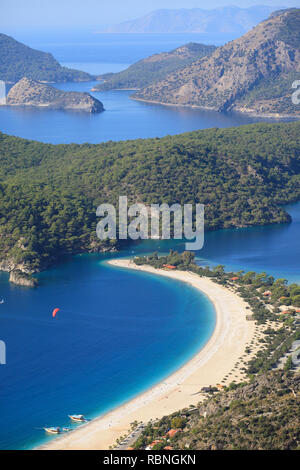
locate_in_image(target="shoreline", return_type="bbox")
[131,96,300,119]
[39,258,256,450]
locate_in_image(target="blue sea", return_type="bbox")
[0,257,215,449]
[134,202,300,284]
[0,31,299,449]
[0,80,272,145]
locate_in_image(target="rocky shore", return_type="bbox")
[9,270,38,287]
[6,77,104,113]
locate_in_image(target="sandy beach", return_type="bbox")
[40,258,256,450]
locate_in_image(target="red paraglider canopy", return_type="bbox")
[52,308,60,318]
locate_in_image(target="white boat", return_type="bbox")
[68,414,86,422]
[44,427,61,434]
[0,299,4,304]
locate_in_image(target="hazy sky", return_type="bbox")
[1,0,299,31]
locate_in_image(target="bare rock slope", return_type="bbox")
[133,9,300,117]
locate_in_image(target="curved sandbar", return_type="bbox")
[40,258,255,450]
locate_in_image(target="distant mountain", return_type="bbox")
[102,6,278,34]
[0,33,92,83]
[133,9,300,118]
[7,78,104,113]
[92,42,216,92]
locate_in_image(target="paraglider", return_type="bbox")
[52,308,60,318]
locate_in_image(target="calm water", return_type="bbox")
[0,79,271,144]
[0,31,278,144]
[0,201,299,449]
[11,31,240,65]
[0,256,215,449]
[0,32,299,449]
[125,202,300,283]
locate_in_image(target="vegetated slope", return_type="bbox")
[129,253,300,451]
[93,43,216,91]
[0,121,300,272]
[134,9,300,117]
[7,78,104,112]
[133,371,300,450]
[0,33,92,83]
[102,6,276,34]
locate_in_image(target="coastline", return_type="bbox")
[131,96,299,119]
[39,258,256,450]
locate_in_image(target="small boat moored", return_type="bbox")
[44,427,61,434]
[68,414,86,422]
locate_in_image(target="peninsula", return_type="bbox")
[39,252,300,450]
[92,43,216,92]
[0,121,299,282]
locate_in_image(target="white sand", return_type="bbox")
[40,259,255,450]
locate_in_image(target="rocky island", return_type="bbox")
[6,78,104,113]
[9,270,38,287]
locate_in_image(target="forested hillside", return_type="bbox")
[93,43,216,91]
[130,252,300,450]
[133,370,300,450]
[0,33,92,83]
[0,121,300,273]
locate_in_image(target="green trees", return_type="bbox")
[94,43,216,91]
[284,355,293,371]
[171,416,186,429]
[133,372,300,450]
[0,120,300,271]
[0,33,92,83]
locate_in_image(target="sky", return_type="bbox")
[1,0,299,31]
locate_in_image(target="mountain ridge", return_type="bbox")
[92,42,216,92]
[102,6,278,34]
[133,9,300,117]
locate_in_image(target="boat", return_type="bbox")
[0,299,5,304]
[62,427,71,432]
[44,427,61,434]
[68,414,86,422]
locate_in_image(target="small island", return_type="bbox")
[6,78,104,113]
